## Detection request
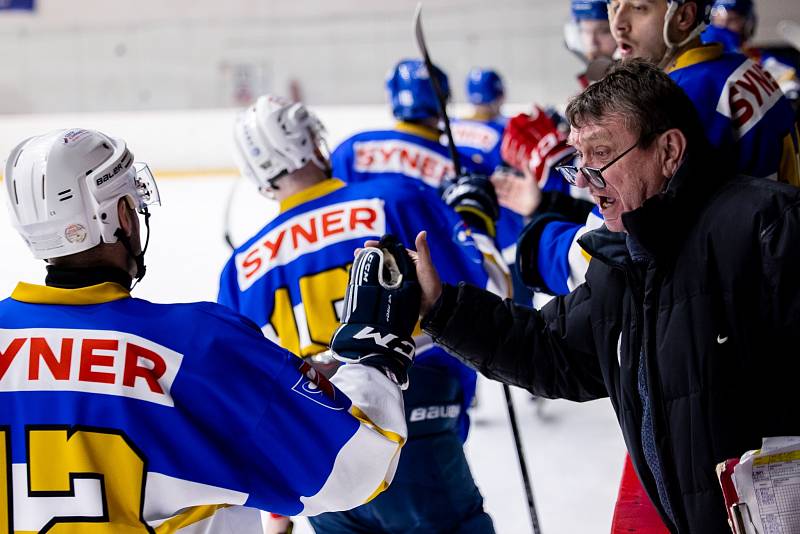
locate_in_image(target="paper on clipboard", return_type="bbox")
[732,437,800,534]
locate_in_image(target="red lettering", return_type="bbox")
[123,343,166,394]
[79,338,117,384]
[322,209,345,237]
[242,250,263,279]
[380,146,397,164]
[730,85,754,129]
[262,230,286,260]
[735,75,763,107]
[29,337,72,380]
[399,148,420,171]
[420,156,438,181]
[350,207,377,231]
[748,64,779,96]
[0,338,26,380]
[291,217,318,248]
[354,146,374,168]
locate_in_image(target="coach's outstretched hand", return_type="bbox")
[331,234,421,389]
[362,232,443,320]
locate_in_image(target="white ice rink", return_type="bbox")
[0,110,627,533]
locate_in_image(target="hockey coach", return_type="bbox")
[408,59,800,533]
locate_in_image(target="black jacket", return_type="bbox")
[422,152,800,533]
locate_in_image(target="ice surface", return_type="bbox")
[0,174,626,533]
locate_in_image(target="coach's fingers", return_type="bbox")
[412,231,443,316]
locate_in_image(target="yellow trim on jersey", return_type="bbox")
[364,480,390,504]
[279,178,346,213]
[464,109,497,122]
[349,406,405,446]
[395,121,442,142]
[779,125,800,187]
[666,43,724,73]
[155,504,230,533]
[455,206,497,238]
[580,248,592,264]
[11,282,131,305]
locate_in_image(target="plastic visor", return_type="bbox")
[133,162,160,211]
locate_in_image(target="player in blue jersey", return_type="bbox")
[702,0,799,104]
[451,68,508,175]
[331,59,544,304]
[220,95,496,533]
[513,0,800,303]
[0,127,425,533]
[564,0,619,86]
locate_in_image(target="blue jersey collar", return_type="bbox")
[11,282,131,305]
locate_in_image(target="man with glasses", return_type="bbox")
[406,60,800,533]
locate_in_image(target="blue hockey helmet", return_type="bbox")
[712,0,753,16]
[572,0,608,21]
[386,59,449,121]
[466,68,504,105]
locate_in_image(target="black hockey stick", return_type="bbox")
[503,384,542,534]
[413,5,542,533]
[413,3,462,175]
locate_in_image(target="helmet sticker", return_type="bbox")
[64,224,88,243]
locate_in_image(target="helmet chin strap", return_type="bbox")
[113,207,151,289]
[659,2,708,69]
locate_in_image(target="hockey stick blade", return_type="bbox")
[412,3,462,174]
[778,20,800,53]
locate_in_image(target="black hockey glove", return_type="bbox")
[330,234,421,389]
[440,173,500,237]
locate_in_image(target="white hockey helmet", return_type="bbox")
[232,95,329,196]
[4,128,160,262]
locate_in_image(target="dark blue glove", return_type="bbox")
[440,173,499,237]
[330,234,420,388]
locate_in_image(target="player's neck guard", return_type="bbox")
[45,265,133,290]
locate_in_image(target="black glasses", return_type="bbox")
[556,142,639,189]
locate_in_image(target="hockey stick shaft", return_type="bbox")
[413,3,463,174]
[503,383,542,534]
[223,176,241,250]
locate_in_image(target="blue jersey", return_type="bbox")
[218,178,490,439]
[452,115,508,175]
[330,122,466,188]
[330,121,531,284]
[533,44,800,299]
[0,281,406,531]
[667,43,799,182]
